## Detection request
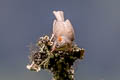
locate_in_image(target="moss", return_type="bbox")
[26,35,85,80]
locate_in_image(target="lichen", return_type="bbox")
[26,35,85,80]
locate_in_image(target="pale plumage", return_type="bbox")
[51,11,75,51]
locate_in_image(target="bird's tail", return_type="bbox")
[53,11,64,21]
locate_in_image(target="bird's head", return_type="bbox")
[55,36,71,48]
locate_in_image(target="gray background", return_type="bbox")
[0,0,120,80]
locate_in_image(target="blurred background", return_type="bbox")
[0,0,120,80]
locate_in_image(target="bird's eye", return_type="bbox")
[56,43,60,48]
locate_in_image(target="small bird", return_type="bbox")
[51,11,75,52]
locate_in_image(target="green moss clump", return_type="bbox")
[26,35,85,80]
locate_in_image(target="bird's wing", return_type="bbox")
[64,19,75,41]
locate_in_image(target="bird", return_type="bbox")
[50,11,75,52]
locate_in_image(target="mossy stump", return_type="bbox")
[26,35,85,80]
